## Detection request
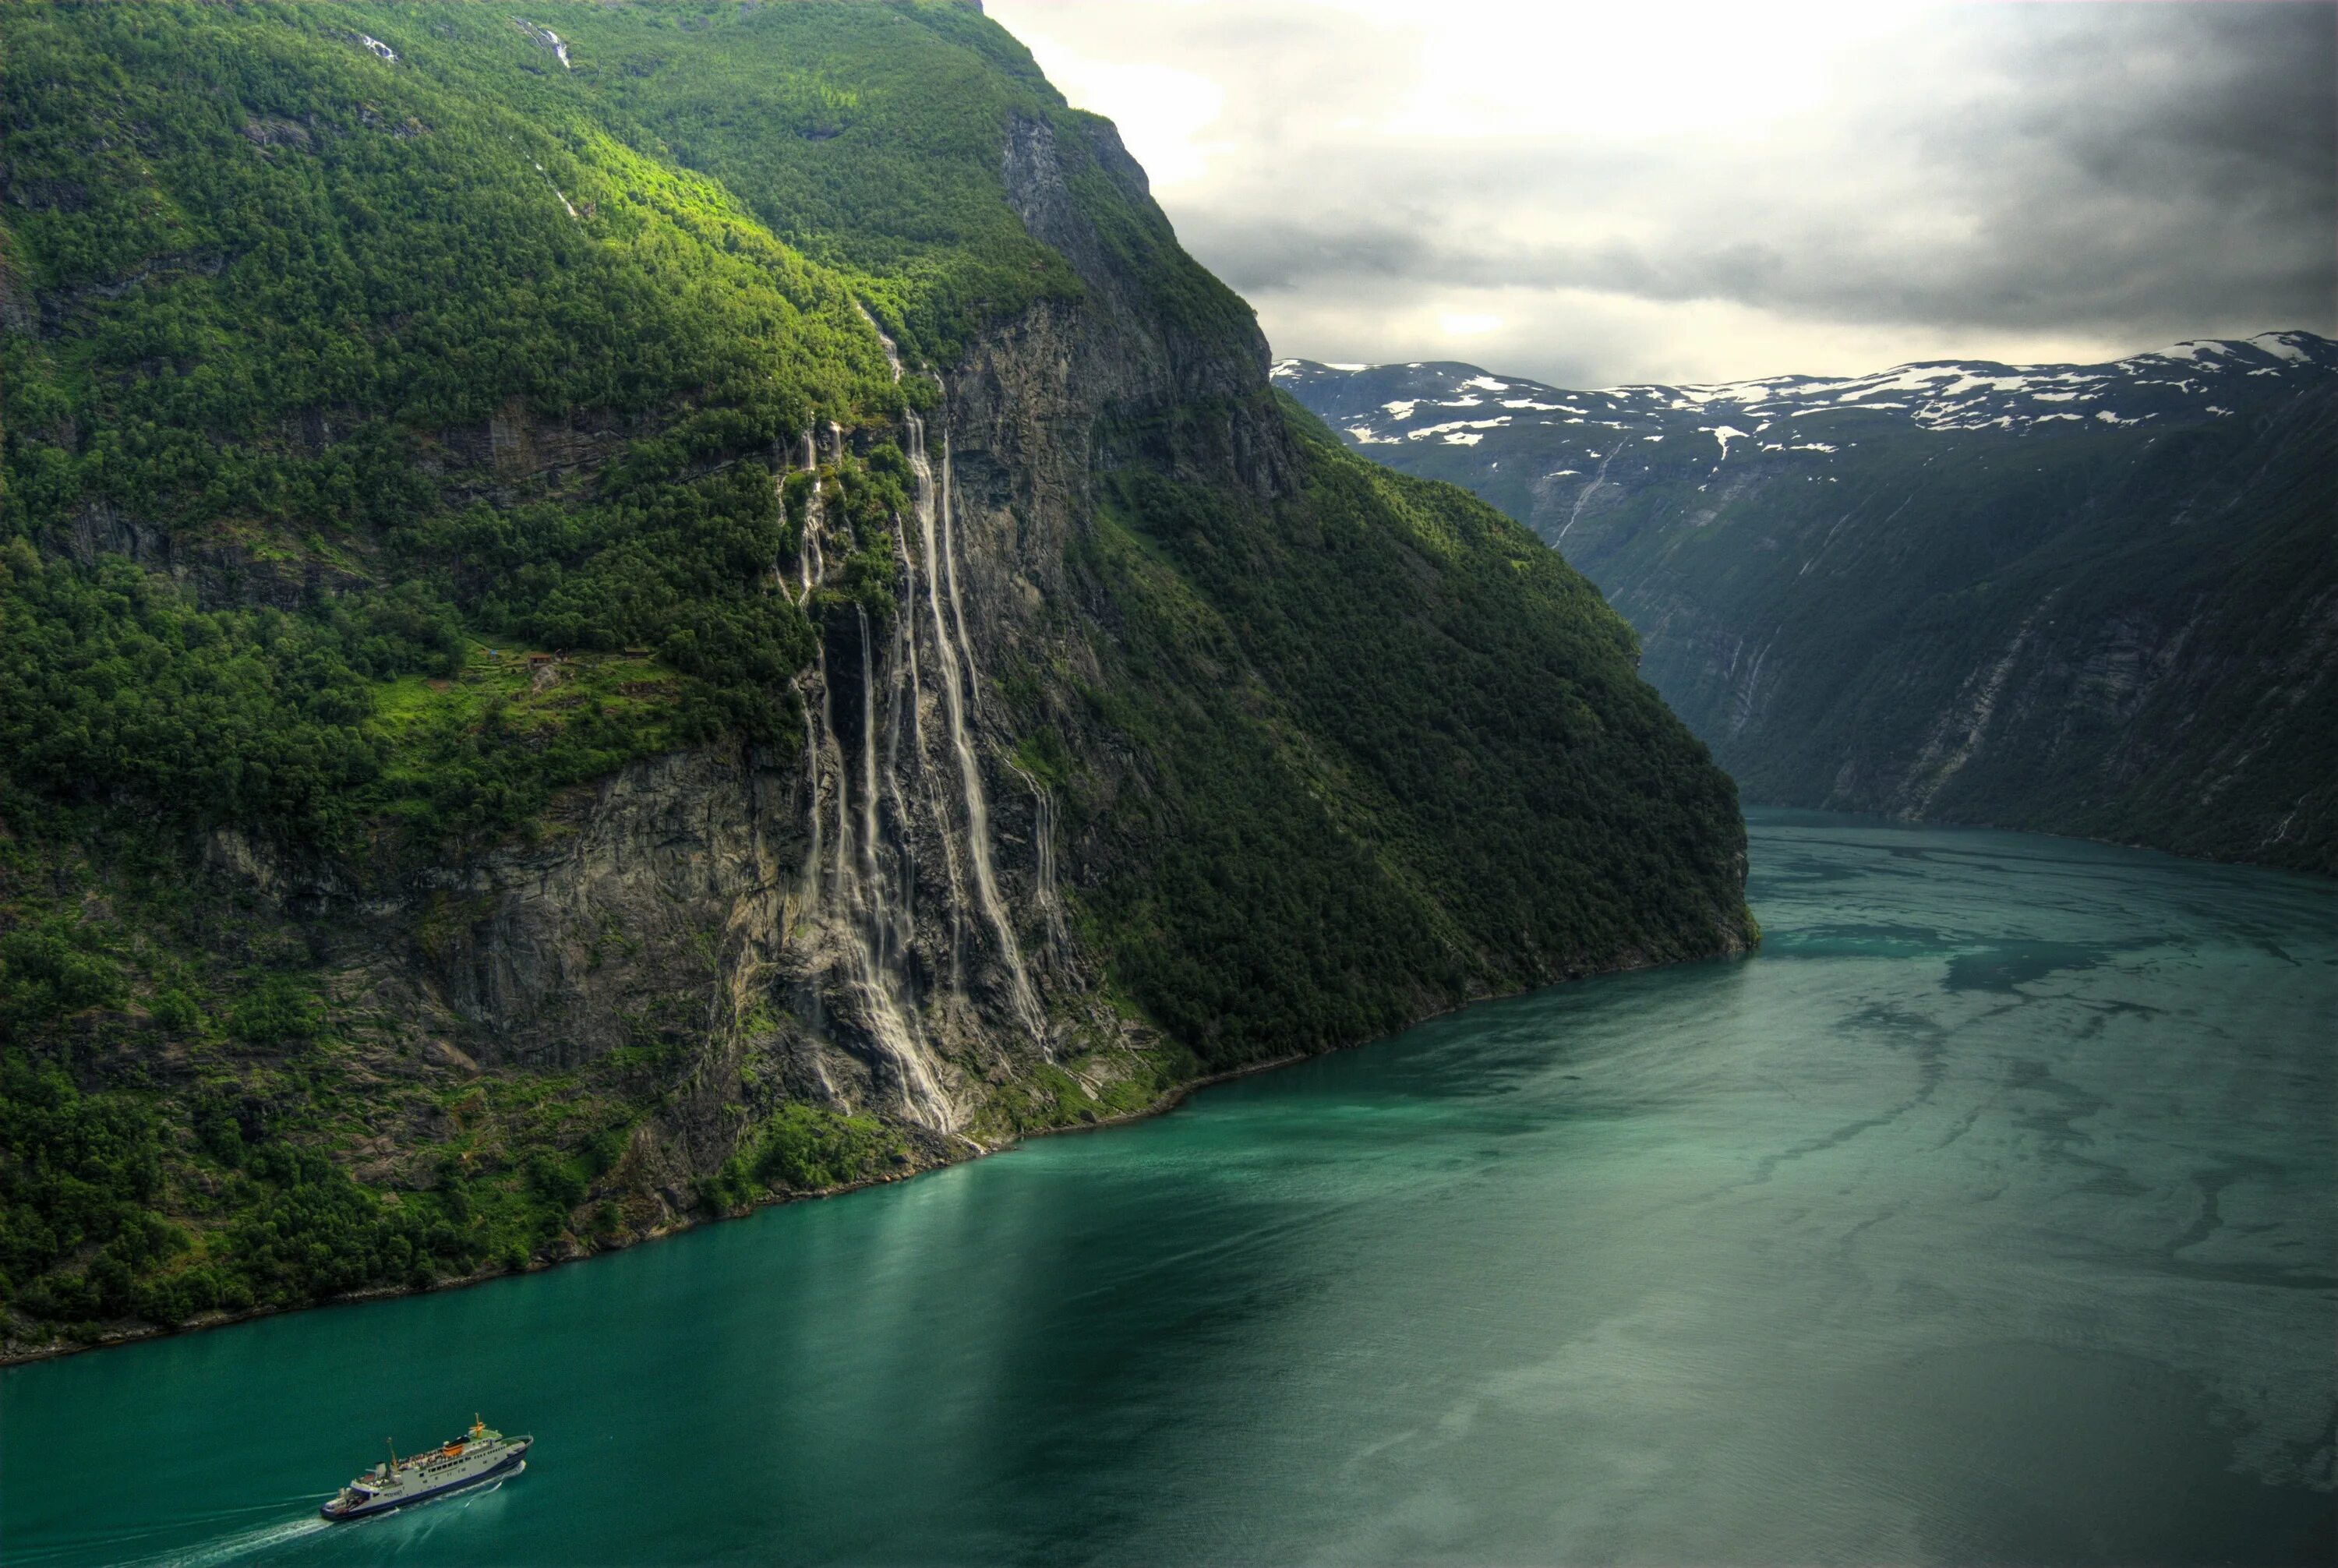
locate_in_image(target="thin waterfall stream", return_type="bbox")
[789,450,954,1129]
[905,408,1047,1047]
[776,309,1051,1120]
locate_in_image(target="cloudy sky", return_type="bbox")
[984,0,2337,387]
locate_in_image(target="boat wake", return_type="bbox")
[70,1462,524,1568]
[108,1513,333,1568]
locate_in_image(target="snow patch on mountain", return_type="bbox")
[1270,334,2331,491]
[2252,332,2315,363]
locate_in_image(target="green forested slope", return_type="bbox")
[1068,408,1746,1061]
[0,1,1748,1351]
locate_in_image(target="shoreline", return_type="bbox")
[0,941,1749,1369]
[0,1049,1319,1369]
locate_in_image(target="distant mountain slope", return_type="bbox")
[1277,335,2338,874]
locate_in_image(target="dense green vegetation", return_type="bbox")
[0,1,1750,1350]
[0,984,475,1332]
[1065,415,1748,1063]
[0,2,1000,852]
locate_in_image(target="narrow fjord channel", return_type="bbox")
[5,810,2331,1566]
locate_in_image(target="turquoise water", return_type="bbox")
[5,810,2333,1566]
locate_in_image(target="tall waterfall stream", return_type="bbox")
[779,325,1054,1132]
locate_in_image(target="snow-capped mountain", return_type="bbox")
[1277,330,2333,454]
[1275,332,2337,874]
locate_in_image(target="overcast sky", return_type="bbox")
[984,0,2337,387]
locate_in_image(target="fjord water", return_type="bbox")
[5,812,2332,1566]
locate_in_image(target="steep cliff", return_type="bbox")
[1279,340,2338,874]
[0,2,1749,1354]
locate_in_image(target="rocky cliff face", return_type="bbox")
[1279,338,2338,874]
[274,113,1256,1212]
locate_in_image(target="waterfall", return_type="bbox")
[1011,764,1072,964]
[787,480,956,1130]
[825,644,850,908]
[938,436,984,717]
[1556,443,1623,546]
[885,533,919,786]
[856,301,905,384]
[840,603,948,1128]
[891,507,969,985]
[798,701,823,918]
[796,469,829,914]
[885,524,966,986]
[793,429,821,603]
[800,522,825,608]
[776,317,1051,1115]
[804,578,851,913]
[906,408,1047,1047]
[822,623,952,1129]
[856,606,888,959]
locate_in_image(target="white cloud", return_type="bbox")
[985,0,2335,387]
[1363,0,1931,142]
[1011,28,1228,189]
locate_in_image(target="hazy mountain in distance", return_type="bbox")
[1277,334,2338,874]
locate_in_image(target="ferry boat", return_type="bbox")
[321,1417,531,1520]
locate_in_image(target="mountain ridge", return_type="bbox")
[1276,329,2333,458]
